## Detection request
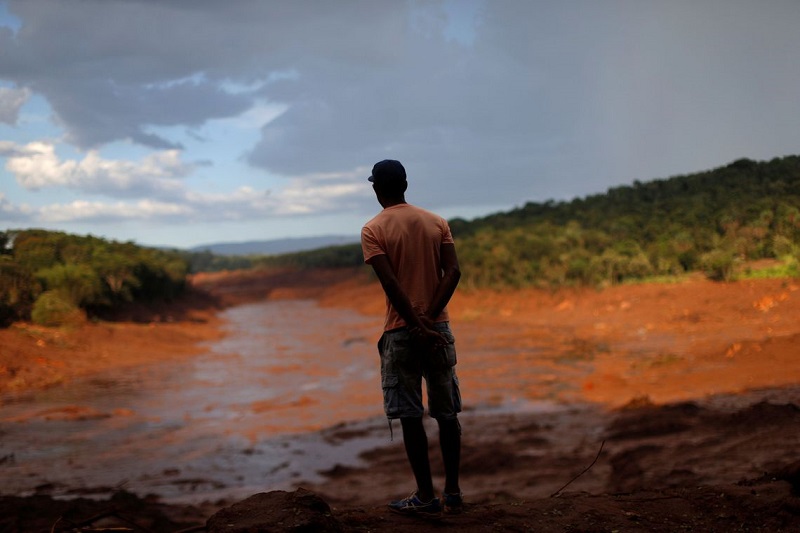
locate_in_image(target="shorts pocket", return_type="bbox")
[381,373,400,417]
[444,342,457,367]
[452,374,462,413]
[440,330,457,367]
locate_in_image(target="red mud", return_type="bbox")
[2,267,800,531]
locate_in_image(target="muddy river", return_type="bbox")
[0,299,563,504]
[0,301,399,504]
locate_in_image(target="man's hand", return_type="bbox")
[366,253,449,351]
[409,314,447,351]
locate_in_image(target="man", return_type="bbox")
[360,159,463,516]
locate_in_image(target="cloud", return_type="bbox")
[2,0,800,236]
[0,0,407,150]
[4,141,193,199]
[0,140,19,154]
[37,199,194,223]
[0,192,33,221]
[48,78,255,149]
[319,3,795,203]
[0,142,372,225]
[176,167,371,221]
[5,178,369,225]
[0,86,29,124]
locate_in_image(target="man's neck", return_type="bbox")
[380,196,407,209]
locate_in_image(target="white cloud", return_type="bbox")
[215,101,288,129]
[5,141,192,199]
[0,140,19,154]
[37,199,194,223]
[0,86,30,124]
[4,176,369,225]
[184,168,370,219]
[0,192,33,221]
[0,145,372,225]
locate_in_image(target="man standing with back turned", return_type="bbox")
[361,159,463,516]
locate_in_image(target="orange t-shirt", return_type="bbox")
[361,203,455,331]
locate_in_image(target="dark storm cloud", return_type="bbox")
[0,0,407,149]
[2,0,800,216]
[0,86,29,124]
[244,0,800,209]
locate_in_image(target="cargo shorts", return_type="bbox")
[377,321,462,420]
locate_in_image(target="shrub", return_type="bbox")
[699,249,737,282]
[36,263,105,307]
[31,290,85,327]
[0,258,37,326]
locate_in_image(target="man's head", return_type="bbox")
[368,159,407,200]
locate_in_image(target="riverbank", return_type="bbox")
[0,288,225,400]
[193,266,800,405]
[2,267,800,531]
[6,267,800,406]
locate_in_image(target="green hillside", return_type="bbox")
[450,156,800,287]
[218,155,800,288]
[0,230,188,327]
[4,155,799,327]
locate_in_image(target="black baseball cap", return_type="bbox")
[368,159,406,184]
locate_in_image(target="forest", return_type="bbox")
[3,155,800,326]
[185,155,800,287]
[0,230,188,327]
[451,156,800,287]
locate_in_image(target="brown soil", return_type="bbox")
[2,267,800,531]
[0,288,225,398]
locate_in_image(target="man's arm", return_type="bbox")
[368,254,445,344]
[424,242,461,322]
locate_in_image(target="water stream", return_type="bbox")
[0,300,390,504]
[1,298,567,504]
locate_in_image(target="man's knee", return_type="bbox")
[436,416,461,435]
[400,416,425,430]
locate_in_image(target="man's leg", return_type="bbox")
[437,417,461,495]
[400,417,435,502]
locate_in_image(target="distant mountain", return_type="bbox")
[189,235,359,256]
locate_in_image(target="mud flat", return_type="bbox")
[2,269,799,531]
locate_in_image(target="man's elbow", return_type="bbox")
[445,265,461,283]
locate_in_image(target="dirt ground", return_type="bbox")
[2,267,800,531]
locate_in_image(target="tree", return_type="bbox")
[36,263,105,307]
[31,290,84,327]
[0,257,36,326]
[0,229,191,326]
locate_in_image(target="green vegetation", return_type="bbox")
[181,155,800,290]
[253,243,364,270]
[180,243,363,273]
[451,156,800,288]
[0,229,188,327]
[178,249,260,273]
[30,290,84,327]
[738,256,800,280]
[4,155,800,327]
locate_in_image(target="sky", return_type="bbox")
[1,0,799,249]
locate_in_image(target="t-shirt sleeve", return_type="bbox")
[441,219,455,245]
[360,225,385,263]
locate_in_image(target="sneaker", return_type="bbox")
[388,492,442,516]
[442,492,463,514]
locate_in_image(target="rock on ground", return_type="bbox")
[207,488,342,533]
